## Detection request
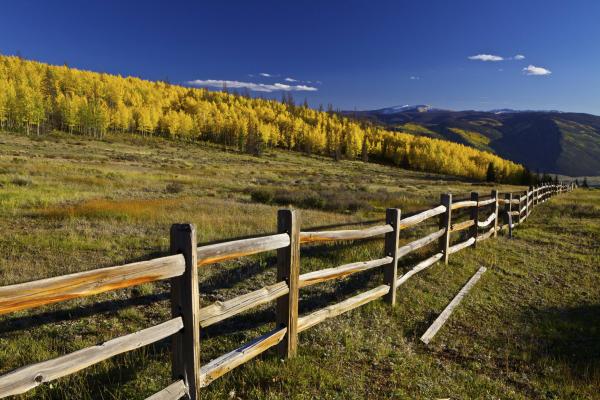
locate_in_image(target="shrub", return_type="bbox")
[11,177,32,187]
[250,189,274,204]
[165,182,185,194]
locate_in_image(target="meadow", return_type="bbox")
[0,131,598,399]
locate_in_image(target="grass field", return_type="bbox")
[0,131,598,399]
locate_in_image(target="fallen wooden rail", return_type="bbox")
[420,266,487,344]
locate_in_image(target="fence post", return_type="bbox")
[469,192,479,246]
[276,209,300,358]
[170,224,201,399]
[525,186,531,218]
[491,189,499,237]
[519,194,525,223]
[503,193,511,228]
[383,208,401,306]
[439,193,452,264]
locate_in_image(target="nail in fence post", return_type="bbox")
[276,209,300,358]
[383,208,401,306]
[491,189,499,237]
[439,193,452,264]
[170,224,201,399]
[469,192,479,247]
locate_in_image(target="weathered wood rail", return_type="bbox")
[0,182,574,399]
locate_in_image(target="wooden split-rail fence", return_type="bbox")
[0,182,575,399]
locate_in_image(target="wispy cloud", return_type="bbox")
[522,65,551,76]
[514,54,526,60]
[468,54,504,62]
[187,79,318,92]
[410,76,420,80]
[284,77,297,82]
[259,72,272,77]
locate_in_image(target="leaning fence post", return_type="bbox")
[491,189,499,237]
[383,208,400,306]
[439,193,452,264]
[170,223,201,399]
[276,209,300,358]
[503,193,511,228]
[469,192,479,246]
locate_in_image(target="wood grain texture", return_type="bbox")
[491,190,499,238]
[477,198,496,207]
[299,257,392,288]
[450,200,477,210]
[197,234,290,266]
[397,228,445,258]
[199,281,289,327]
[470,192,479,247]
[476,227,496,242]
[0,254,185,316]
[400,205,447,230]
[297,285,390,332]
[276,209,300,358]
[199,327,286,387]
[0,317,183,398]
[145,380,187,400]
[448,237,476,255]
[170,224,201,399]
[420,266,487,344]
[439,194,452,264]
[383,208,400,305]
[450,220,474,233]
[396,253,443,287]
[477,212,496,228]
[299,224,392,244]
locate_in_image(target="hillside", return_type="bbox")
[0,132,598,399]
[351,106,600,176]
[0,55,526,183]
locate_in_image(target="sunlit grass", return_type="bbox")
[0,131,597,399]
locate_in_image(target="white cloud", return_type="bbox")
[522,65,551,76]
[259,72,272,77]
[284,77,297,82]
[514,54,526,60]
[468,54,504,61]
[187,79,318,92]
[410,76,420,80]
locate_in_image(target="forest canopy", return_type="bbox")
[0,55,526,183]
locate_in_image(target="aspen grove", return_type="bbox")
[0,55,526,182]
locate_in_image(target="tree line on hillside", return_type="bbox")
[0,55,527,183]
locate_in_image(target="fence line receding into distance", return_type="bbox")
[0,182,575,399]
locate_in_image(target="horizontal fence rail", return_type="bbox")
[0,182,574,399]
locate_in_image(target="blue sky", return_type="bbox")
[1,0,599,114]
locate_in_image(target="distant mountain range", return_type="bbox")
[346,105,600,176]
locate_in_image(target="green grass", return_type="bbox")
[0,131,598,399]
